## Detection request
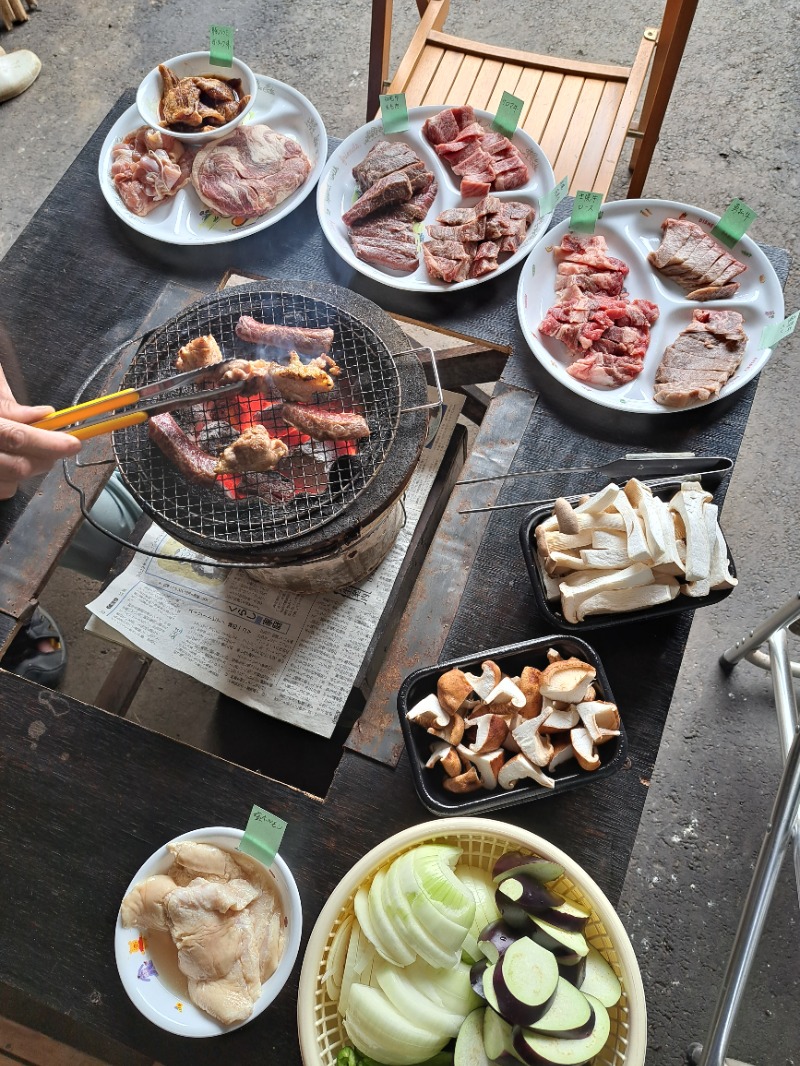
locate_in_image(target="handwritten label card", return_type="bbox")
[238,804,287,867]
[711,198,757,248]
[491,92,525,137]
[570,191,603,233]
[540,176,570,215]
[760,310,798,350]
[380,93,409,133]
[209,25,234,67]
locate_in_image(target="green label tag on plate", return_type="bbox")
[540,176,569,215]
[380,93,409,133]
[570,191,603,233]
[760,310,798,350]
[209,25,234,68]
[238,804,286,867]
[491,91,525,137]
[710,198,757,248]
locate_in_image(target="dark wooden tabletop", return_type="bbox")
[0,91,791,1065]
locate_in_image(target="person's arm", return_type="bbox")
[0,363,82,499]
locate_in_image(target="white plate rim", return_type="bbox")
[114,825,302,1037]
[516,197,786,414]
[316,104,556,293]
[98,75,327,246]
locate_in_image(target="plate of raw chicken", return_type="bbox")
[316,104,556,292]
[517,199,785,413]
[98,74,326,245]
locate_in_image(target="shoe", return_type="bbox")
[0,48,42,103]
[2,607,67,688]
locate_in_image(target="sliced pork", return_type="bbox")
[648,217,746,299]
[653,309,748,408]
[422,195,535,282]
[191,124,311,219]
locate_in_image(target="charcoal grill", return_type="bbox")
[111,280,431,564]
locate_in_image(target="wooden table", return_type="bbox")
[0,93,791,1065]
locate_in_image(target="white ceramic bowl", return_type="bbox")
[297,818,647,1066]
[115,826,302,1037]
[136,51,258,144]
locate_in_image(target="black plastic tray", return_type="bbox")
[520,480,736,633]
[397,635,627,818]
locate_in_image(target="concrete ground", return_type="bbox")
[1,1,799,1064]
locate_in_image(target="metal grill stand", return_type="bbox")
[688,593,800,1066]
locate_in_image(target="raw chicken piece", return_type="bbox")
[175,334,223,373]
[110,125,193,216]
[119,874,177,932]
[214,425,289,474]
[168,841,245,884]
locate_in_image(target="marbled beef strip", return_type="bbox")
[234,317,334,357]
[281,404,370,441]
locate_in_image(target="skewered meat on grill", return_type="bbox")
[214,425,289,474]
[234,316,334,357]
[175,334,224,372]
[282,403,370,442]
[149,412,219,486]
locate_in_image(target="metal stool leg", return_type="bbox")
[688,719,800,1066]
[720,591,800,671]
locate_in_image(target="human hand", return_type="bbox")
[0,364,82,500]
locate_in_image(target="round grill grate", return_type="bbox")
[113,285,402,549]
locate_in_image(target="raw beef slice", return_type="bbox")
[191,124,311,219]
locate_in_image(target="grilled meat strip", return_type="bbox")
[282,404,370,442]
[234,316,334,357]
[148,412,218,486]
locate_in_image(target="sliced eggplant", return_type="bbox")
[557,955,587,988]
[493,852,565,885]
[579,946,622,1008]
[478,918,526,964]
[470,957,489,999]
[454,1007,492,1066]
[526,977,593,1037]
[496,876,564,917]
[493,937,560,1027]
[481,961,503,1015]
[483,1007,522,1066]
[533,898,590,934]
[528,916,589,959]
[511,994,610,1065]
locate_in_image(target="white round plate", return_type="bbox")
[316,105,556,292]
[98,75,327,246]
[517,198,785,413]
[114,826,302,1037]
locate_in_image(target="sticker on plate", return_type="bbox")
[239,804,286,867]
[540,176,569,215]
[380,93,409,133]
[209,25,234,67]
[760,309,798,349]
[570,191,603,233]
[491,91,525,137]
[711,198,757,248]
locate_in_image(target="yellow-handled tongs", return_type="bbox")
[32,362,247,441]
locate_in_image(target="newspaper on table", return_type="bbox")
[86,390,463,738]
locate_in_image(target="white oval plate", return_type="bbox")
[98,75,327,245]
[115,826,302,1037]
[517,198,785,414]
[316,105,556,292]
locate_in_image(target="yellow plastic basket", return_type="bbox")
[297,817,647,1065]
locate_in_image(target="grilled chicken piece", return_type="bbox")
[159,64,206,128]
[175,334,224,373]
[268,351,337,402]
[282,403,370,442]
[214,425,289,474]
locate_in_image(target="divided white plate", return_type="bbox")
[516,198,785,413]
[98,75,327,246]
[316,105,556,292]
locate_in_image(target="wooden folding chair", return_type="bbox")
[367,0,698,197]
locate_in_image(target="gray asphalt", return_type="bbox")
[1,1,799,1064]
